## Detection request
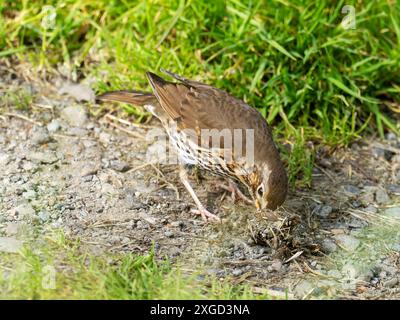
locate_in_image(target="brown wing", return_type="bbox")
[146,70,277,161]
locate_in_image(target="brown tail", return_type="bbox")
[96,90,157,106]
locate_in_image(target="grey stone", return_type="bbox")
[22,161,38,172]
[375,189,390,205]
[371,147,385,159]
[59,82,94,102]
[82,139,97,148]
[67,127,88,136]
[341,263,359,280]
[0,152,11,166]
[363,185,379,193]
[313,205,332,218]
[321,239,338,253]
[387,184,400,195]
[341,263,373,282]
[170,221,183,227]
[385,132,397,141]
[293,280,314,297]
[110,160,130,172]
[101,183,116,195]
[334,234,360,252]
[383,278,398,288]
[86,122,95,130]
[27,151,58,164]
[351,200,361,208]
[232,268,243,276]
[364,205,377,214]
[22,189,37,200]
[327,269,341,278]
[5,222,21,236]
[318,158,332,168]
[384,207,400,218]
[60,105,88,127]
[80,163,99,177]
[343,185,361,195]
[380,263,397,276]
[0,237,23,253]
[269,260,282,272]
[14,203,35,218]
[164,230,174,238]
[31,127,51,145]
[359,192,375,206]
[359,270,374,282]
[47,119,61,132]
[121,237,130,244]
[99,132,111,145]
[38,211,50,222]
[348,218,367,229]
[82,175,93,182]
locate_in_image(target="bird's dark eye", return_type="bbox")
[257,184,264,196]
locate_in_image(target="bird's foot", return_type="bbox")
[191,208,221,223]
[219,182,253,205]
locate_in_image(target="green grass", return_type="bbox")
[2,0,400,135]
[1,1,399,299]
[1,0,399,186]
[0,231,270,299]
[0,86,34,110]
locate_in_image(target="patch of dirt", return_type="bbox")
[1,61,399,299]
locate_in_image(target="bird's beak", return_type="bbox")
[255,198,269,210]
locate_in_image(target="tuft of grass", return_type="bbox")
[0,86,34,111]
[280,127,315,188]
[0,231,270,300]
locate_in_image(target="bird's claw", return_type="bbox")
[191,208,221,223]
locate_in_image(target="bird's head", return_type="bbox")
[248,162,288,211]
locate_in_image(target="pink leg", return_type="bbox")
[179,167,221,223]
[190,208,221,223]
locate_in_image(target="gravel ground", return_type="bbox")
[1,63,400,299]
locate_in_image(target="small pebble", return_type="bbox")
[364,205,377,214]
[110,160,130,172]
[313,204,332,218]
[375,189,390,205]
[334,234,360,252]
[321,239,337,253]
[164,230,174,238]
[383,278,398,288]
[343,185,361,195]
[47,119,61,132]
[232,268,243,276]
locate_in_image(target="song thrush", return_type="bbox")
[97,69,288,222]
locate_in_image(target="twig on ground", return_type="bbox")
[150,163,180,200]
[4,112,43,126]
[284,251,304,264]
[106,121,147,140]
